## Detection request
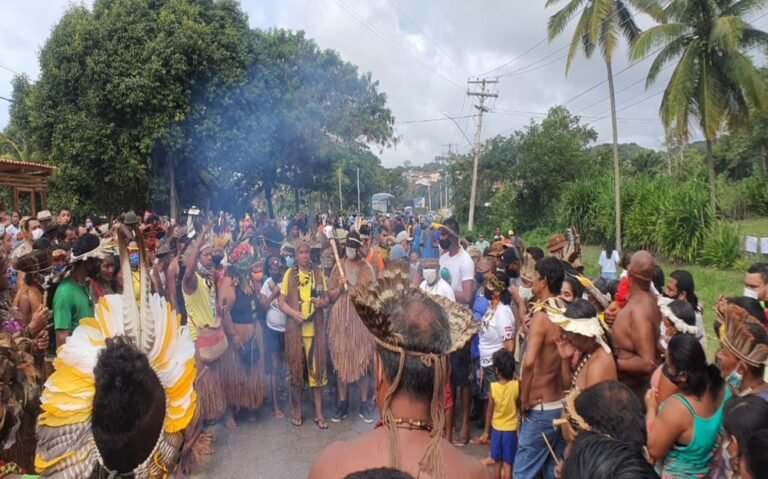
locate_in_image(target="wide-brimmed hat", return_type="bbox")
[395,231,412,243]
[547,233,568,253]
[36,210,52,221]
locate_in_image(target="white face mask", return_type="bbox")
[519,286,533,302]
[423,269,438,285]
[743,287,759,300]
[31,228,43,241]
[345,247,357,260]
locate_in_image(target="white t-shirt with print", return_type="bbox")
[419,279,456,301]
[478,303,515,367]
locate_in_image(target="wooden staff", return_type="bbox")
[329,233,348,291]
[542,432,558,462]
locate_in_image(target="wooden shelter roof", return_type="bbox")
[0,157,55,177]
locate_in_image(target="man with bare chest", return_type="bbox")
[515,257,567,479]
[612,250,661,401]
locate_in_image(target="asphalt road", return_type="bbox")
[194,391,488,479]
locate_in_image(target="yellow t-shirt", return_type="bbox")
[491,380,519,432]
[182,273,217,341]
[280,268,326,337]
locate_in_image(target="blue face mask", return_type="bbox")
[129,252,140,268]
[726,368,743,390]
[285,256,295,268]
[52,264,66,275]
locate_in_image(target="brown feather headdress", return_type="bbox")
[350,267,477,479]
[716,302,768,368]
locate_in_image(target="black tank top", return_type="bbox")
[231,287,255,324]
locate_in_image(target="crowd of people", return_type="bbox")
[0,205,766,479]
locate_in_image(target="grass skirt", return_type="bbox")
[328,293,374,384]
[222,322,265,410]
[195,357,226,421]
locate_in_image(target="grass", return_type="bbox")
[736,217,768,238]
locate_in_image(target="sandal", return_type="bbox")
[313,418,329,430]
[291,416,303,427]
[452,437,469,447]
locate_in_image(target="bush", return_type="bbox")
[699,221,741,268]
[522,227,553,250]
[556,174,614,244]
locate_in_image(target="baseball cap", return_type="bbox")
[500,247,520,267]
[395,231,412,243]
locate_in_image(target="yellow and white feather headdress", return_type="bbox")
[35,227,196,478]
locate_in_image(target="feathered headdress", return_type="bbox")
[568,272,611,309]
[35,227,196,478]
[716,302,768,368]
[350,267,477,479]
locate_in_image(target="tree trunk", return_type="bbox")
[606,60,622,251]
[294,181,300,212]
[761,143,767,174]
[706,138,717,214]
[169,155,178,222]
[264,181,275,219]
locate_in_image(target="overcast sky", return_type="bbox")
[1,1,766,167]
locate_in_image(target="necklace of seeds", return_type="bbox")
[571,350,594,391]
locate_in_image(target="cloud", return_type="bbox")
[4,0,759,167]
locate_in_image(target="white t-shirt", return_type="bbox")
[598,250,620,273]
[260,278,286,332]
[419,279,456,301]
[439,248,475,298]
[478,303,515,366]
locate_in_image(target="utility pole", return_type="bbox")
[466,78,498,231]
[338,167,343,211]
[356,168,361,212]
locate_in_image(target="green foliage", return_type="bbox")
[556,173,615,243]
[699,221,741,268]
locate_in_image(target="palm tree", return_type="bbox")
[547,0,666,251]
[630,0,768,213]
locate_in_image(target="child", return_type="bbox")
[483,348,519,479]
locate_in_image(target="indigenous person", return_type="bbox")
[471,272,515,448]
[182,227,226,422]
[561,432,659,479]
[326,231,377,423]
[278,241,330,429]
[419,258,454,300]
[515,257,567,479]
[552,299,617,393]
[359,225,384,277]
[721,395,768,479]
[53,234,103,346]
[260,255,288,418]
[664,270,706,347]
[653,298,701,404]
[217,242,266,428]
[741,429,768,479]
[12,250,48,329]
[645,334,727,477]
[438,218,475,446]
[613,250,662,400]
[35,248,197,478]
[714,300,768,401]
[309,269,485,479]
[91,252,119,298]
[559,275,584,305]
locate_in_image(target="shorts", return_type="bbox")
[490,428,518,465]
[450,346,471,388]
[264,327,285,354]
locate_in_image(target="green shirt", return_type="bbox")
[53,279,93,331]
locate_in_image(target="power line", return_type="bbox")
[383,0,472,76]
[0,62,21,76]
[478,38,549,77]
[395,114,476,125]
[331,0,465,90]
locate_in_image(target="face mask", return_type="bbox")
[31,228,43,241]
[743,288,759,300]
[285,256,295,268]
[129,253,140,268]
[519,286,533,302]
[484,288,495,300]
[52,264,66,275]
[423,269,438,285]
[85,222,93,229]
[346,247,357,260]
[438,238,451,250]
[475,272,486,284]
[506,267,520,279]
[726,367,744,390]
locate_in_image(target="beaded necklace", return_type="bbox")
[571,350,594,391]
